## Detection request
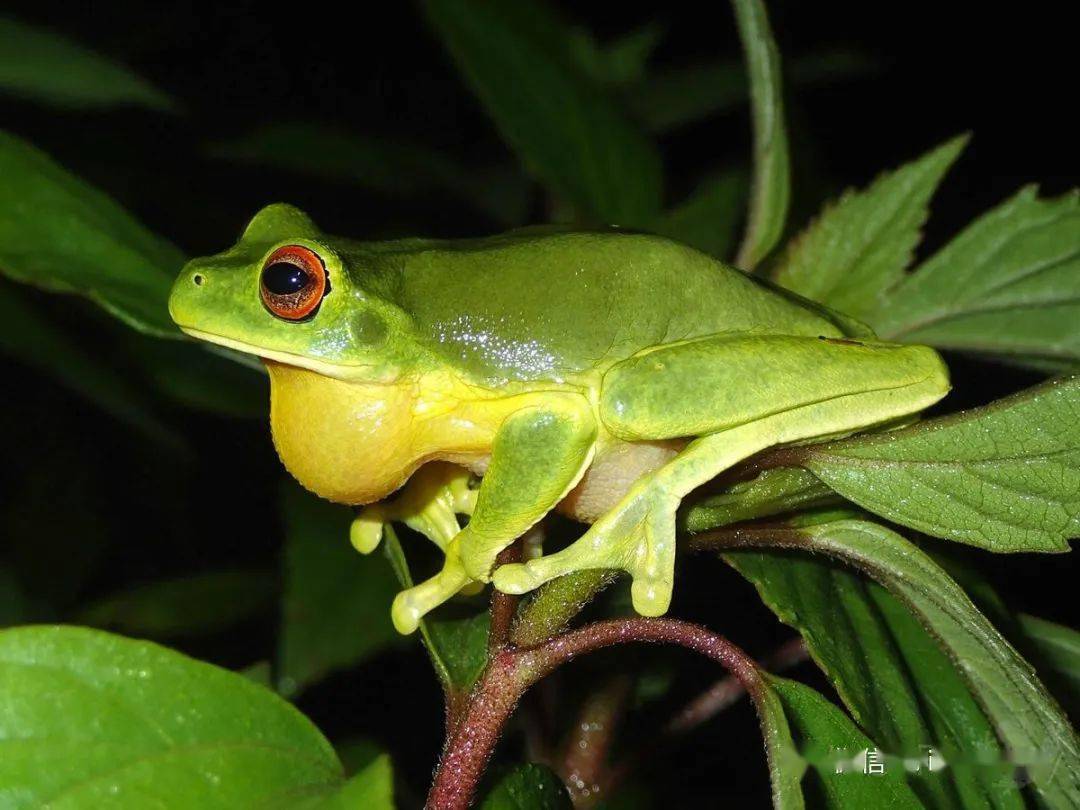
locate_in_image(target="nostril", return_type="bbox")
[193,274,204,286]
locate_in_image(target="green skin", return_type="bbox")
[169,204,950,633]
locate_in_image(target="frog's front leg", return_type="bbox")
[392,394,597,633]
[350,461,477,554]
[494,334,949,616]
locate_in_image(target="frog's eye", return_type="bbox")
[260,245,328,321]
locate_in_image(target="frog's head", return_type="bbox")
[169,204,413,381]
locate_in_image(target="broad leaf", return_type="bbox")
[79,570,274,639]
[213,123,530,227]
[877,186,1080,367]
[767,676,922,808]
[0,625,347,807]
[798,375,1080,552]
[753,674,806,809]
[727,549,996,808]
[770,136,967,322]
[383,527,490,694]
[0,16,176,111]
[727,518,1080,806]
[278,483,401,697]
[422,0,662,228]
[651,169,747,259]
[731,0,790,270]
[0,130,184,337]
[479,763,572,809]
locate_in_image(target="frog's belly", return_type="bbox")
[463,437,684,524]
[267,361,684,518]
[267,362,503,504]
[557,437,684,523]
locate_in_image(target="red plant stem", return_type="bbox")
[558,674,632,807]
[427,649,527,810]
[666,636,807,735]
[488,541,523,654]
[426,618,762,809]
[524,618,762,688]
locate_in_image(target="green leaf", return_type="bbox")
[767,676,923,808]
[770,136,967,322]
[1018,614,1080,712]
[422,0,662,228]
[754,675,807,810]
[731,0,790,270]
[479,763,572,809]
[79,570,275,639]
[272,755,395,810]
[382,527,490,694]
[278,482,401,697]
[733,518,1080,806]
[212,123,530,228]
[876,186,1080,367]
[0,130,185,337]
[728,549,982,808]
[798,375,1080,552]
[651,169,747,259]
[683,466,838,533]
[0,16,176,112]
[0,283,181,445]
[0,625,347,806]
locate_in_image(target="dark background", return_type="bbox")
[1,1,1075,805]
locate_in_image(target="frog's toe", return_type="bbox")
[625,512,676,615]
[492,554,573,594]
[630,575,673,616]
[493,489,678,616]
[350,507,385,554]
[390,537,473,634]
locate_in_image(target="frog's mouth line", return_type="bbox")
[178,326,372,380]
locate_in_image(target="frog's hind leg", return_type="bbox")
[494,333,949,616]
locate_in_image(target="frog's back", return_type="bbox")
[362,230,843,383]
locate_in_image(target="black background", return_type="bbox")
[1,1,1076,805]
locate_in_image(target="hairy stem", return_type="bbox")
[426,617,762,809]
[558,674,632,807]
[488,540,523,654]
[427,649,527,810]
[666,636,807,736]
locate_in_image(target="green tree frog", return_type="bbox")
[169,204,949,634]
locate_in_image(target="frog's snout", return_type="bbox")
[168,262,209,328]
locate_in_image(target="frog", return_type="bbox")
[168,203,950,634]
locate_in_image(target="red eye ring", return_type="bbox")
[259,245,328,321]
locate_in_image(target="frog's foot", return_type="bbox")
[349,462,476,555]
[391,534,473,634]
[492,481,679,616]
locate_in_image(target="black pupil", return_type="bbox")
[262,261,310,295]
